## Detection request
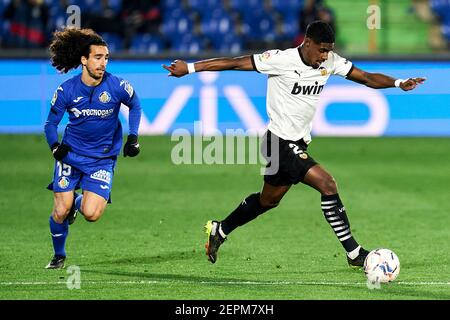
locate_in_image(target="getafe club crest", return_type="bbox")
[99,91,111,103]
[58,176,70,189]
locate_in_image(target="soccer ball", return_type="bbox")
[364,248,400,284]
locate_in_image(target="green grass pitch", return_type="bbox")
[0,135,448,300]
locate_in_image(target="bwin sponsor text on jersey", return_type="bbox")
[291,81,324,95]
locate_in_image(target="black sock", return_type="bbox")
[321,194,359,253]
[221,193,273,235]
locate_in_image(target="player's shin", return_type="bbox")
[321,194,360,255]
[220,192,273,235]
[49,215,69,257]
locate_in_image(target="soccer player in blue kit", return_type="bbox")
[44,28,142,269]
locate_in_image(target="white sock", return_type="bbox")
[347,245,361,260]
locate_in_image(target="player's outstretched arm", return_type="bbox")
[347,66,426,91]
[162,56,254,78]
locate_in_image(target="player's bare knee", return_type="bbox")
[83,211,101,222]
[83,208,104,222]
[53,206,70,223]
[321,177,338,195]
[84,215,101,222]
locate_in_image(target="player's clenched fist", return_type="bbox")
[51,142,71,161]
[123,134,140,157]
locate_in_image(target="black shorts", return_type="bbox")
[262,130,318,186]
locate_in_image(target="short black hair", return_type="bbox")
[305,21,335,44]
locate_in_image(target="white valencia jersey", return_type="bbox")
[252,47,353,143]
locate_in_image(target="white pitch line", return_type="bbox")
[0,280,448,286]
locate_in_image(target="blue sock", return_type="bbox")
[74,193,83,213]
[49,215,68,257]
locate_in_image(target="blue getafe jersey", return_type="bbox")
[45,72,141,158]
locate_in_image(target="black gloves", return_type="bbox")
[51,143,71,161]
[123,134,140,157]
[51,136,140,160]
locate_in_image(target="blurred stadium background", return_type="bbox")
[0,0,450,136]
[2,0,450,55]
[0,0,449,300]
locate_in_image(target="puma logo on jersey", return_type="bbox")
[73,96,84,103]
[294,70,301,77]
[291,81,324,95]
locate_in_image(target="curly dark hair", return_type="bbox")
[49,28,107,73]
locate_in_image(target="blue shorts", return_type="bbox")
[48,151,117,201]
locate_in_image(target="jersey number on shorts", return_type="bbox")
[288,143,302,155]
[57,161,72,177]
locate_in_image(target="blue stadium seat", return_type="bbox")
[52,14,67,30]
[171,33,204,55]
[258,15,276,40]
[107,0,122,14]
[228,0,260,12]
[271,0,304,15]
[48,0,71,31]
[162,0,179,11]
[99,32,123,53]
[130,33,164,54]
[45,0,65,7]
[429,0,450,42]
[280,12,299,40]
[241,9,276,41]
[161,8,193,40]
[81,0,101,12]
[1,20,10,45]
[187,0,222,13]
[0,0,11,16]
[429,0,450,21]
[211,33,242,54]
[201,8,232,37]
[442,17,450,41]
[54,0,119,15]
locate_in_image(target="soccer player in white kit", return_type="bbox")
[163,21,425,267]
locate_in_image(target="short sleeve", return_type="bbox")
[330,51,353,77]
[252,49,286,75]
